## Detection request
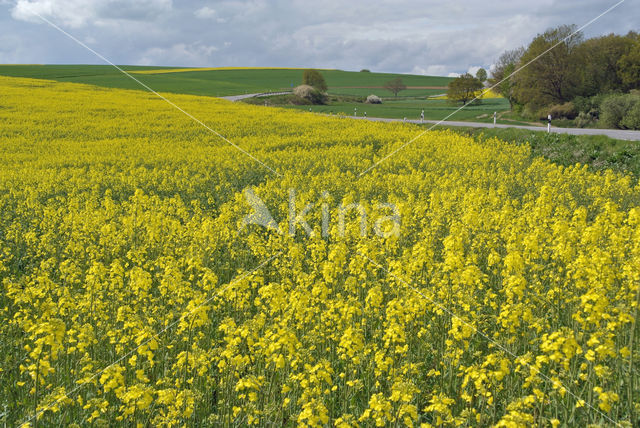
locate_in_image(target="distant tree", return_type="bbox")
[360,69,371,72]
[447,73,483,105]
[475,68,487,83]
[383,77,407,97]
[618,38,640,90]
[511,25,583,111]
[302,69,328,92]
[489,47,524,109]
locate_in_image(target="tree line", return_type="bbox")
[490,25,640,129]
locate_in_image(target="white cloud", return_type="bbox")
[194,6,227,23]
[194,6,216,19]
[411,65,449,76]
[12,0,91,28]
[139,42,218,66]
[11,0,172,28]
[467,66,482,76]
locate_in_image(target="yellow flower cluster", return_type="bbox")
[0,75,638,427]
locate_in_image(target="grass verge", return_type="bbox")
[440,126,640,177]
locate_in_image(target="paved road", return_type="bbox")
[221,91,291,102]
[350,116,640,141]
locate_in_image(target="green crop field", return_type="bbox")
[0,64,508,123]
[286,98,511,121]
[327,87,446,97]
[0,65,451,98]
[0,64,511,123]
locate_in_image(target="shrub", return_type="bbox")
[573,96,593,114]
[365,94,382,104]
[293,85,326,105]
[548,102,577,120]
[620,102,640,130]
[524,104,547,120]
[600,94,640,129]
[575,111,596,128]
[573,93,615,119]
[289,95,312,106]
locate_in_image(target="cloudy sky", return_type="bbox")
[0,0,636,76]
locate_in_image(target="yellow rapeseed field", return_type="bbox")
[0,75,638,427]
[130,66,312,74]
[430,88,502,100]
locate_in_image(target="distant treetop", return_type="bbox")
[383,77,407,97]
[302,69,328,92]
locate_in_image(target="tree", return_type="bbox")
[489,47,524,109]
[618,38,640,90]
[511,25,583,111]
[383,77,407,97]
[492,27,638,117]
[475,68,487,83]
[302,69,328,92]
[572,33,635,96]
[447,73,483,105]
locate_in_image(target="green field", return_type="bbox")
[0,64,512,123]
[327,87,446,97]
[286,97,511,121]
[0,65,451,98]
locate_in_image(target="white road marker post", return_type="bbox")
[547,113,552,133]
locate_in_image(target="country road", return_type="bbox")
[221,91,291,101]
[351,116,640,141]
